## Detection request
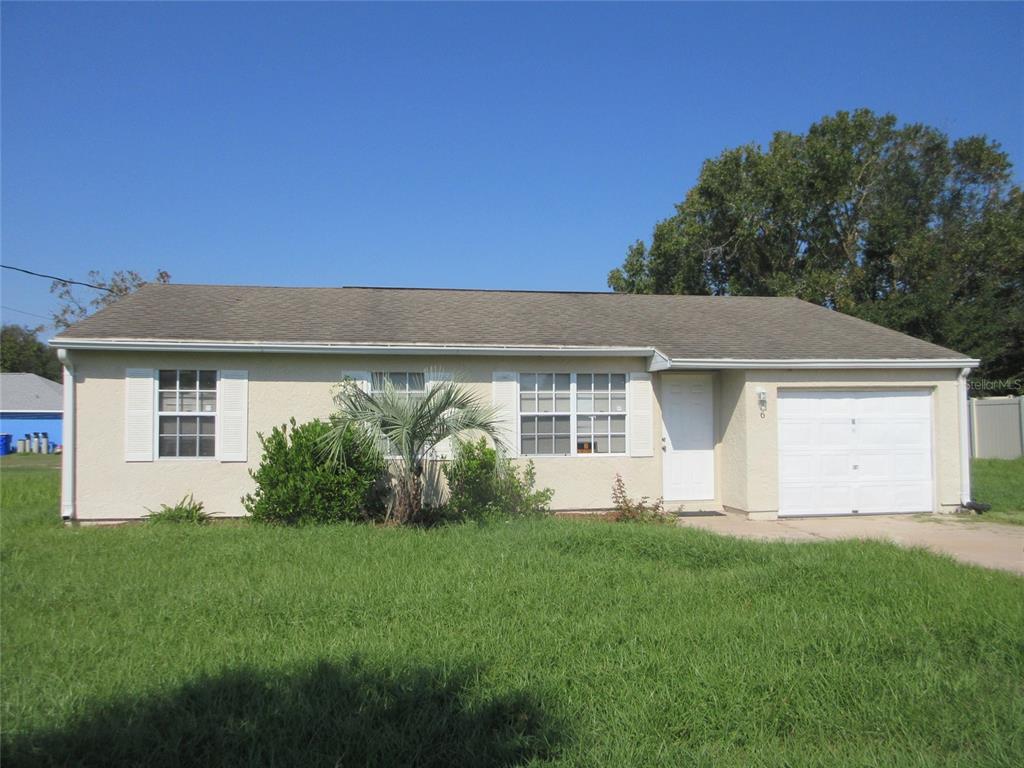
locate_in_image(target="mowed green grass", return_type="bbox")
[972,457,1024,525]
[2,458,1023,767]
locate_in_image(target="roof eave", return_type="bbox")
[49,337,979,370]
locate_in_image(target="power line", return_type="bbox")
[1,264,116,293]
[1,304,51,321]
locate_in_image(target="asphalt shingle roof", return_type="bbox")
[0,373,63,412]
[52,284,970,361]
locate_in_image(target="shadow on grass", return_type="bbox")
[3,658,562,767]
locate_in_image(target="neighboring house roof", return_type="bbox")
[0,373,63,412]
[51,283,973,363]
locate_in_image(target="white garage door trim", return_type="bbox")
[777,389,934,517]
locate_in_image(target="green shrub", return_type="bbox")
[243,418,386,525]
[443,438,553,521]
[145,494,211,525]
[605,474,671,523]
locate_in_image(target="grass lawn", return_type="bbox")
[2,458,1023,767]
[971,457,1024,525]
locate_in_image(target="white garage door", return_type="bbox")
[778,390,933,517]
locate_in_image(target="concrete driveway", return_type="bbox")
[677,512,1024,575]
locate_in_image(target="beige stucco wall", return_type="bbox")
[68,351,664,520]
[66,351,965,521]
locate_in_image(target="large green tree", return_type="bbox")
[609,109,1023,392]
[0,324,62,381]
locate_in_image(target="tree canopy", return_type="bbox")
[609,109,1023,392]
[0,325,62,381]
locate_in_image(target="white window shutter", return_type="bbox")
[124,368,155,462]
[340,371,372,393]
[427,371,454,459]
[492,371,518,457]
[217,370,248,462]
[629,372,654,457]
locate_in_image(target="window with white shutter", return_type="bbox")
[628,372,654,457]
[216,370,248,462]
[124,368,156,462]
[492,372,518,456]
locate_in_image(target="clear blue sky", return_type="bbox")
[2,2,1022,335]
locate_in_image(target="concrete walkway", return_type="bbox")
[676,512,1024,575]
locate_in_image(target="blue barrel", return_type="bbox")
[0,434,11,456]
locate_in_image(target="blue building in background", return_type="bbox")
[0,372,63,450]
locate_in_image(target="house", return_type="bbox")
[49,284,978,522]
[0,372,64,451]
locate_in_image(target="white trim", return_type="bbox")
[49,337,977,371]
[667,357,980,370]
[57,349,75,521]
[0,409,63,415]
[50,338,658,357]
[958,367,972,505]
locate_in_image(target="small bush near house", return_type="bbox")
[243,418,386,525]
[144,494,211,525]
[443,438,553,521]
[606,474,671,523]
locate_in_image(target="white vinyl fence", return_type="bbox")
[969,396,1024,459]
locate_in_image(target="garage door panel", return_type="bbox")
[778,389,933,517]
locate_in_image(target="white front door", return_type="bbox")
[777,389,934,516]
[661,373,715,500]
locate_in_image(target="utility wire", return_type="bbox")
[1,264,117,293]
[1,304,51,320]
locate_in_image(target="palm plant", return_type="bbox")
[321,374,505,525]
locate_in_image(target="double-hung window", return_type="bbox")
[575,374,627,454]
[518,373,628,456]
[158,369,217,457]
[519,373,572,455]
[371,371,425,399]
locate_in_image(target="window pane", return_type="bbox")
[520,394,536,413]
[199,392,217,412]
[611,435,626,454]
[555,373,570,392]
[408,372,425,392]
[537,436,553,454]
[521,436,536,455]
[577,438,593,454]
[537,373,553,391]
[611,415,626,433]
[593,394,609,412]
[179,436,197,456]
[389,372,407,390]
[554,415,570,434]
[611,394,627,413]
[179,370,198,390]
[199,417,216,435]
[577,374,592,391]
[159,436,177,457]
[594,434,609,454]
[180,418,198,436]
[372,372,386,391]
[159,416,177,435]
[576,415,592,433]
[594,373,609,391]
[519,373,535,392]
[199,370,217,390]
[576,394,593,413]
[199,436,216,457]
[554,394,570,412]
[611,374,626,391]
[554,435,571,454]
[537,394,553,413]
[594,415,611,433]
[520,417,535,435]
[159,370,177,389]
[536,417,553,435]
[159,392,177,411]
[180,392,197,412]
